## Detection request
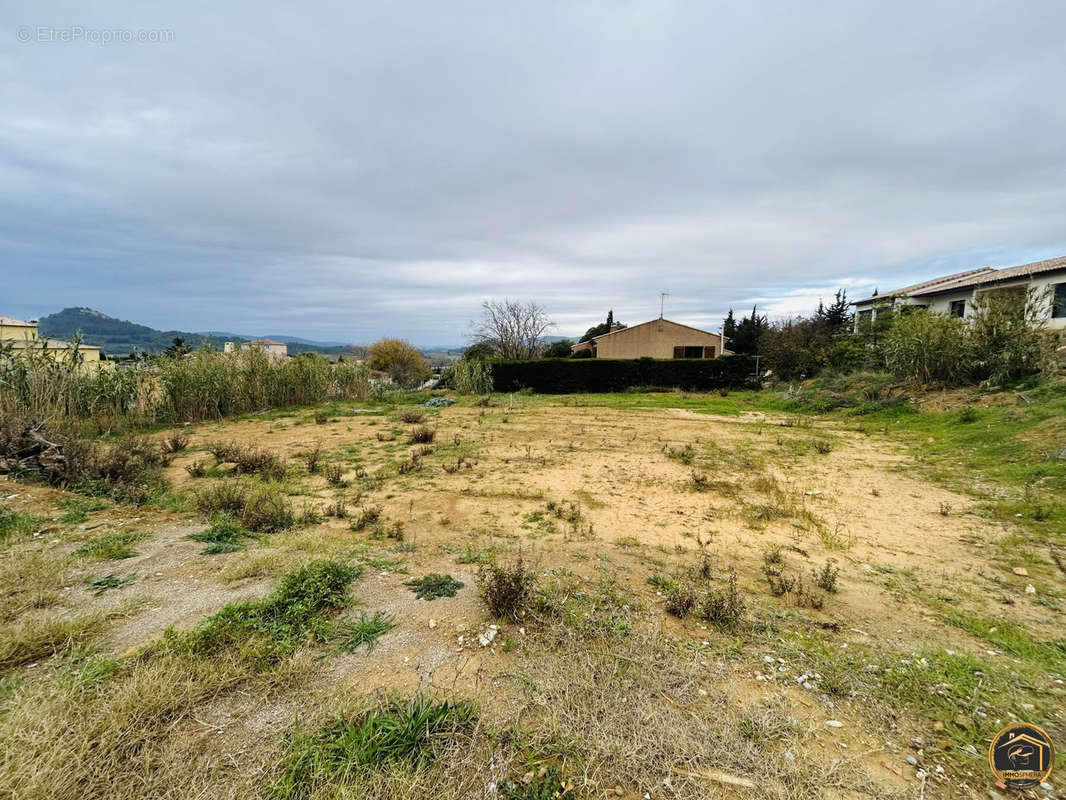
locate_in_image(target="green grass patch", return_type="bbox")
[87,574,136,595]
[271,696,476,799]
[945,610,1066,673]
[58,497,110,524]
[328,611,394,652]
[0,505,43,544]
[187,515,258,554]
[74,530,150,561]
[162,560,360,667]
[405,573,464,600]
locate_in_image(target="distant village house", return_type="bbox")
[571,318,729,359]
[0,315,105,369]
[224,339,288,358]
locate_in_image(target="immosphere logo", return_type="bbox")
[988,723,1055,790]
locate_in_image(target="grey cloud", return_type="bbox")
[3,0,1066,342]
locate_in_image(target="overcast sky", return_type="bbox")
[4,1,1066,344]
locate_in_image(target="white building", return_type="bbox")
[852,255,1066,331]
[224,339,288,358]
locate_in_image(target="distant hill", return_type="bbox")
[36,308,357,358]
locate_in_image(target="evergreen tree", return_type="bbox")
[730,305,767,355]
[722,309,736,340]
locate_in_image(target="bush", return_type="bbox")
[968,288,1059,383]
[488,356,755,393]
[477,555,537,620]
[698,571,744,630]
[882,309,971,384]
[400,409,425,424]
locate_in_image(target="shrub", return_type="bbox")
[968,288,1059,384]
[350,505,382,532]
[195,481,299,532]
[407,426,435,444]
[324,462,346,486]
[814,561,840,593]
[664,583,697,618]
[477,555,537,620]
[882,309,971,384]
[301,443,323,474]
[690,471,710,491]
[185,459,208,478]
[488,356,755,393]
[448,358,494,395]
[698,571,744,630]
[238,485,297,532]
[161,430,190,453]
[400,409,425,424]
[366,339,432,389]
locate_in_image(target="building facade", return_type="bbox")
[570,318,728,359]
[0,315,104,368]
[852,256,1066,331]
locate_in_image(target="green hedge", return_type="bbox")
[488,356,756,393]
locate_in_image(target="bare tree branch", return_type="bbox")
[471,300,554,360]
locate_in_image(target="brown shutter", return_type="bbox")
[672,346,684,359]
[704,346,716,358]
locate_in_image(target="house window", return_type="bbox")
[1052,283,1066,318]
[949,299,966,317]
[673,345,707,358]
[857,309,872,331]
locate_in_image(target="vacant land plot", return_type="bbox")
[1,387,1063,799]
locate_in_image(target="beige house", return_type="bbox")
[852,255,1066,331]
[0,315,104,369]
[224,339,288,358]
[570,318,729,359]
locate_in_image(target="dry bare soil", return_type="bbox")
[1,393,1063,799]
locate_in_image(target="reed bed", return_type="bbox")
[0,345,376,430]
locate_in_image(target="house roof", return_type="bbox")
[246,339,286,346]
[852,267,996,306]
[0,315,36,327]
[854,254,1066,305]
[6,338,100,351]
[911,254,1066,297]
[584,317,721,343]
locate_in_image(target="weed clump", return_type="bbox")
[328,611,394,653]
[405,573,464,600]
[500,766,573,800]
[195,481,300,532]
[300,443,323,474]
[698,571,745,629]
[407,426,436,444]
[814,561,840,593]
[664,583,697,618]
[184,459,208,478]
[161,430,190,454]
[477,555,537,620]
[324,462,346,486]
[350,505,383,532]
[400,408,425,424]
[271,696,475,799]
[207,440,287,480]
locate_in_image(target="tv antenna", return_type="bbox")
[659,292,670,319]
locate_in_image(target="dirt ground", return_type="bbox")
[2,398,1061,799]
